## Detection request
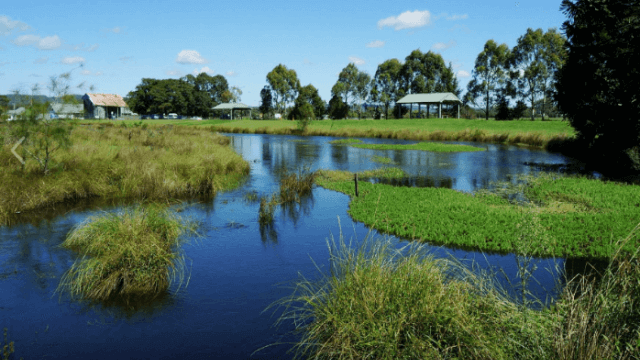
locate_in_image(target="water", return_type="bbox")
[0,134,600,359]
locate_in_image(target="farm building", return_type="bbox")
[49,103,84,119]
[6,107,25,121]
[83,93,129,119]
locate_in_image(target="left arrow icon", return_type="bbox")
[11,137,25,165]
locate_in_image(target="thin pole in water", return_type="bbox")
[354,173,359,197]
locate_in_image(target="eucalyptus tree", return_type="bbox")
[371,58,402,119]
[266,64,301,116]
[466,40,512,120]
[511,28,567,120]
[555,0,640,172]
[259,85,274,119]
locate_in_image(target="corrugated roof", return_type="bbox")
[85,93,128,107]
[50,103,84,114]
[7,107,25,115]
[396,93,461,104]
[212,103,251,110]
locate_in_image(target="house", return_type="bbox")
[83,93,128,119]
[49,103,84,119]
[6,107,25,121]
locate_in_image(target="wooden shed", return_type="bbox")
[83,93,128,119]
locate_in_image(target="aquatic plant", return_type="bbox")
[350,141,485,152]
[57,203,196,301]
[258,194,279,226]
[370,155,395,164]
[261,227,556,359]
[0,124,250,226]
[1,328,21,360]
[316,171,640,258]
[278,166,317,203]
[329,138,362,144]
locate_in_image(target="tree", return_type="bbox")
[466,40,512,120]
[555,0,640,172]
[371,59,402,120]
[494,94,513,120]
[259,86,274,119]
[327,94,348,119]
[290,84,324,122]
[332,63,371,119]
[511,28,567,121]
[0,95,9,119]
[266,64,301,116]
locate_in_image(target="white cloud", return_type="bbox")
[81,69,91,75]
[120,56,133,63]
[431,40,457,51]
[13,34,62,50]
[102,26,124,34]
[303,58,314,65]
[226,71,236,77]
[88,44,99,51]
[349,56,365,65]
[0,15,30,36]
[176,50,208,64]
[446,14,468,20]
[377,10,431,30]
[192,66,214,75]
[34,57,48,64]
[29,73,41,77]
[457,70,471,78]
[366,40,385,48]
[448,24,472,33]
[95,71,103,76]
[61,56,85,64]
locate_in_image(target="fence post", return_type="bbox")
[354,173,359,197]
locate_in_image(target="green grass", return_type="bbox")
[371,155,396,164]
[0,123,250,225]
[316,171,640,258]
[56,203,196,301]
[263,223,640,360]
[329,138,363,144]
[163,118,576,148]
[351,141,485,152]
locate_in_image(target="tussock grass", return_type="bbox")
[205,119,574,148]
[329,138,363,145]
[350,141,485,152]
[261,228,557,360]
[0,124,250,225]
[57,203,196,301]
[317,171,640,258]
[279,166,317,203]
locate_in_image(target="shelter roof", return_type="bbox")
[396,93,461,104]
[85,93,128,107]
[212,103,251,110]
[50,103,84,114]
[7,107,25,115]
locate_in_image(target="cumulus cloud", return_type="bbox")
[0,15,30,36]
[34,57,48,64]
[377,10,431,30]
[60,56,85,64]
[193,66,214,75]
[366,40,385,48]
[13,34,62,50]
[81,69,91,75]
[456,70,471,78]
[349,56,365,65]
[226,71,236,77]
[431,40,457,51]
[176,50,208,64]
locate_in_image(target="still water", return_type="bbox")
[0,134,598,359]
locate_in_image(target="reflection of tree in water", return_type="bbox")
[294,141,320,162]
[280,193,314,227]
[331,143,349,167]
[366,176,454,189]
[259,223,278,244]
[68,289,179,321]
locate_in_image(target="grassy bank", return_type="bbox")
[83,118,574,148]
[0,123,250,225]
[57,203,195,300]
[265,225,640,359]
[316,170,640,258]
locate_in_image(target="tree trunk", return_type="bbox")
[486,89,490,120]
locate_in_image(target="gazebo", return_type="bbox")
[212,103,251,120]
[396,93,462,119]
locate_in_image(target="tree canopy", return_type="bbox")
[332,63,371,119]
[466,40,512,120]
[266,64,301,116]
[555,0,640,171]
[371,59,402,120]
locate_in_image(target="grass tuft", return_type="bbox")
[56,203,197,301]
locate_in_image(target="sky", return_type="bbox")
[1,0,568,107]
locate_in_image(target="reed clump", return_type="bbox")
[1,328,21,360]
[263,229,556,360]
[57,203,196,301]
[0,124,249,225]
[279,166,317,203]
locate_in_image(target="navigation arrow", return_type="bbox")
[11,137,25,165]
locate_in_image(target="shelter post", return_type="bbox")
[438,103,442,118]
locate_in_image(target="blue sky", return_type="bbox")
[1,0,567,107]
